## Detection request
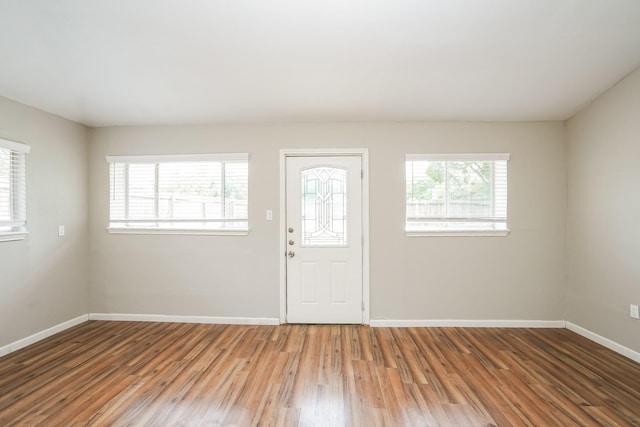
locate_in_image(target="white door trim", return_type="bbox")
[279,148,370,325]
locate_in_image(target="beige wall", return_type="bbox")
[88,122,567,321]
[566,68,640,353]
[0,97,88,347]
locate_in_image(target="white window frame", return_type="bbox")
[106,153,249,236]
[0,138,30,242]
[405,153,510,237]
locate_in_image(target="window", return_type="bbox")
[301,166,348,247]
[0,138,30,242]
[107,153,248,235]
[406,153,509,236]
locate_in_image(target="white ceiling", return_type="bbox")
[0,0,639,127]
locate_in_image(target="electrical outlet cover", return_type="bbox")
[631,304,640,320]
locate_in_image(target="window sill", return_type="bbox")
[0,232,28,242]
[107,227,249,236]
[406,229,510,237]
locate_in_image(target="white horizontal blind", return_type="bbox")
[107,154,248,231]
[0,139,30,236]
[406,154,509,232]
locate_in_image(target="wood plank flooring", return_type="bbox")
[0,322,639,426]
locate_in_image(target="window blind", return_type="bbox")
[107,154,248,232]
[406,153,509,233]
[0,138,30,238]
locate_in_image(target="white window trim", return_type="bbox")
[406,153,510,161]
[406,229,509,237]
[106,153,246,163]
[0,138,30,242]
[106,153,249,236]
[106,228,248,236]
[406,153,510,237]
[0,231,29,242]
[0,138,31,154]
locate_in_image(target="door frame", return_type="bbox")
[279,148,370,325]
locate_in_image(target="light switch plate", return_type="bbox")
[631,304,639,320]
[58,225,65,237]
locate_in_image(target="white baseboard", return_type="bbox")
[369,319,566,328]
[0,314,89,358]
[88,313,280,325]
[3,315,637,367]
[566,322,640,364]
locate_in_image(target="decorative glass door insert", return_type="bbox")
[301,167,347,246]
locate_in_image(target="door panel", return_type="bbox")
[301,262,318,303]
[286,156,363,324]
[331,262,347,303]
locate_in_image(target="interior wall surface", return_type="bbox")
[88,122,566,322]
[0,96,89,348]
[566,68,640,353]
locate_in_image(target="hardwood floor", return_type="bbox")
[0,322,639,426]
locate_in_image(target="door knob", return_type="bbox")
[288,251,295,258]
[289,240,295,246]
[288,227,294,233]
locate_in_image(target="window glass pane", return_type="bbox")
[128,163,156,220]
[0,148,9,221]
[494,161,508,219]
[0,145,28,235]
[109,163,126,220]
[107,155,249,232]
[406,156,508,233]
[158,162,221,220]
[11,151,26,223]
[224,162,248,221]
[301,167,347,246]
[406,160,445,219]
[447,161,492,218]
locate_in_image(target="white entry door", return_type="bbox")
[286,156,363,324]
